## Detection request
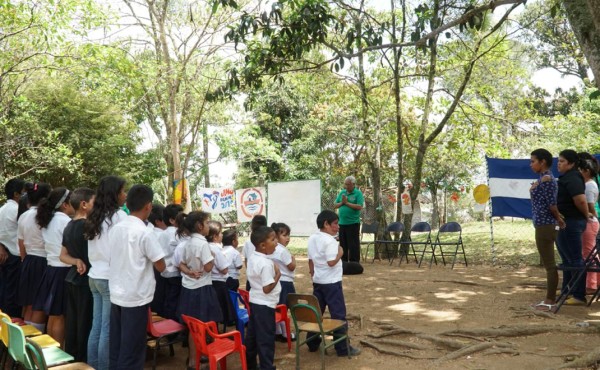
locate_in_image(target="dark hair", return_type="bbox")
[4,179,25,200]
[17,193,30,220]
[70,188,95,211]
[176,211,210,238]
[222,229,237,246]
[84,176,126,240]
[559,149,579,164]
[206,220,222,242]
[250,215,267,232]
[36,187,70,228]
[578,153,599,178]
[271,222,291,236]
[126,185,154,213]
[163,204,184,226]
[251,226,274,247]
[148,204,165,226]
[26,182,51,207]
[531,148,553,167]
[316,210,338,229]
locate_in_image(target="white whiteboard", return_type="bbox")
[267,180,321,236]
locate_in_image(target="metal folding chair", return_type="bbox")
[360,222,378,262]
[430,222,467,269]
[554,241,600,313]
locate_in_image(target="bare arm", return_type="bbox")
[0,244,8,265]
[18,239,26,260]
[286,255,296,271]
[573,194,590,218]
[327,246,344,267]
[548,205,566,229]
[308,259,314,278]
[59,246,87,275]
[153,258,166,273]
[262,264,281,294]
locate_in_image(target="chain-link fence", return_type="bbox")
[320,188,540,266]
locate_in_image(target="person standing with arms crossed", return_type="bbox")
[334,176,364,262]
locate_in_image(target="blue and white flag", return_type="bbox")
[486,157,539,219]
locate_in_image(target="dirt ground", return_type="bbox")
[147,257,600,370]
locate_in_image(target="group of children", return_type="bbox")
[0,175,360,370]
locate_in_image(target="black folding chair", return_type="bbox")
[554,241,600,313]
[408,222,433,267]
[369,222,403,264]
[430,222,467,269]
[360,222,378,262]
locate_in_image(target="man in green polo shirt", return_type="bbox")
[334,176,364,262]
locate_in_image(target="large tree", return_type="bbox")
[562,0,600,87]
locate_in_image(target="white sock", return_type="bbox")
[31,322,46,333]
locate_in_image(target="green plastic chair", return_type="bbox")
[3,318,74,369]
[286,294,350,370]
[26,339,92,370]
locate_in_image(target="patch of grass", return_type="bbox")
[241,219,548,267]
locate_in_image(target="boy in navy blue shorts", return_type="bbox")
[307,210,360,357]
[246,226,281,370]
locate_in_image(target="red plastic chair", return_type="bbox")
[181,315,247,370]
[239,289,291,352]
[275,304,292,352]
[146,308,186,370]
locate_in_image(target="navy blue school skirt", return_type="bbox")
[278,281,296,305]
[17,255,47,306]
[33,266,69,315]
[177,285,223,324]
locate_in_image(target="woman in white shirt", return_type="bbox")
[83,176,127,370]
[17,182,51,331]
[34,187,74,345]
[579,156,600,294]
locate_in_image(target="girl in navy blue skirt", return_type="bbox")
[176,211,222,370]
[34,187,75,345]
[17,182,51,332]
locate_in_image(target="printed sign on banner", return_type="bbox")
[236,187,266,222]
[199,188,235,213]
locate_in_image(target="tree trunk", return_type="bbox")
[431,185,440,229]
[563,0,600,87]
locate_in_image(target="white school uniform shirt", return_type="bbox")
[173,234,190,267]
[586,180,599,222]
[247,250,280,308]
[17,207,45,258]
[242,240,255,262]
[42,211,71,267]
[158,226,180,278]
[307,231,342,285]
[180,233,213,289]
[108,215,165,307]
[88,209,128,280]
[270,244,294,282]
[209,242,229,282]
[222,245,242,279]
[0,200,19,255]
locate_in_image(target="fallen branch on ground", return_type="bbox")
[372,338,429,350]
[434,341,515,363]
[359,340,437,359]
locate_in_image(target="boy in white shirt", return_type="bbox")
[156,203,184,320]
[243,215,267,290]
[307,210,360,357]
[222,229,243,292]
[108,185,166,370]
[246,226,281,370]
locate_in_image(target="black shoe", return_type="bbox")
[200,356,208,363]
[275,334,287,343]
[338,346,361,357]
[308,346,319,352]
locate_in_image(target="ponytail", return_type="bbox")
[36,187,70,228]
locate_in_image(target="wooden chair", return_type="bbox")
[286,294,350,370]
[146,308,186,370]
[181,314,247,370]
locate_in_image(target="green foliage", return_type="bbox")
[5,78,141,188]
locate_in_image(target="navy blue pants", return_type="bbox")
[339,223,361,262]
[0,251,22,318]
[556,218,587,300]
[151,271,166,317]
[246,303,275,370]
[109,304,148,370]
[307,282,350,355]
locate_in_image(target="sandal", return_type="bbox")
[530,301,556,312]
